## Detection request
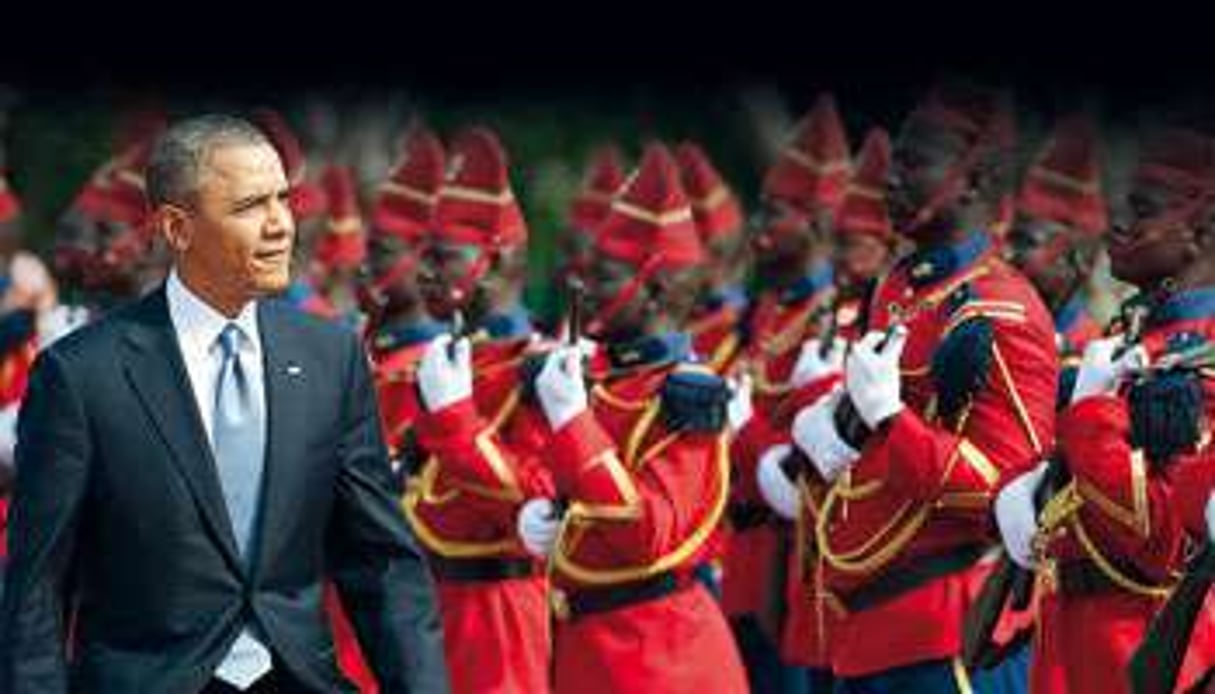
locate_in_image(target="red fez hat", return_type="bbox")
[1134,126,1215,194]
[371,125,445,243]
[761,93,851,216]
[0,174,20,224]
[595,142,705,271]
[250,108,327,221]
[676,141,743,242]
[569,144,627,232]
[1016,115,1107,235]
[433,126,527,250]
[315,164,367,269]
[836,127,893,240]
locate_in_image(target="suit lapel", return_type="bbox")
[254,300,310,574]
[120,288,243,573]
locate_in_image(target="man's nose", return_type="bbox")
[267,196,295,237]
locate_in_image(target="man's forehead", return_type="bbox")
[199,142,288,192]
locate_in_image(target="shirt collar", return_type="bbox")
[780,261,834,305]
[166,270,260,359]
[605,331,692,371]
[900,230,992,288]
[372,318,448,353]
[1055,290,1088,333]
[1150,286,1215,327]
[481,305,533,340]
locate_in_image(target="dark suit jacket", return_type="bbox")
[0,287,449,693]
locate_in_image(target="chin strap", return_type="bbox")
[585,255,663,338]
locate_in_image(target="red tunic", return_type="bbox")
[408,335,555,694]
[815,234,1059,677]
[1040,303,1215,694]
[721,269,834,666]
[547,347,746,693]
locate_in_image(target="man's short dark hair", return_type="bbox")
[145,114,274,208]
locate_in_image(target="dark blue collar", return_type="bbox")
[1055,291,1088,334]
[481,305,533,340]
[781,261,834,305]
[1151,286,1215,327]
[607,332,692,370]
[701,284,749,313]
[901,231,992,288]
[373,318,448,353]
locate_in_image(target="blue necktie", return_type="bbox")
[212,323,274,689]
[213,323,265,559]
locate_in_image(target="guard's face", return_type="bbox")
[750,203,817,284]
[888,118,970,237]
[1004,213,1085,301]
[584,254,645,339]
[418,238,481,318]
[1110,179,1201,287]
[837,232,891,284]
[172,143,295,300]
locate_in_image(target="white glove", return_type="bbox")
[791,388,860,482]
[1205,492,1215,543]
[417,333,473,412]
[536,346,589,430]
[756,444,802,520]
[517,498,560,558]
[844,327,909,429]
[726,373,754,435]
[1070,336,1149,404]
[994,461,1049,569]
[790,336,846,389]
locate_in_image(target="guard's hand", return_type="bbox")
[994,461,1049,569]
[536,345,589,430]
[792,387,860,481]
[726,373,754,435]
[417,333,473,412]
[790,336,846,389]
[756,444,801,520]
[1070,336,1148,404]
[844,327,909,429]
[517,498,560,558]
[1205,492,1215,543]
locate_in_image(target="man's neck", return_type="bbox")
[176,265,250,319]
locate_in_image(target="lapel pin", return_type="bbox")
[285,364,303,377]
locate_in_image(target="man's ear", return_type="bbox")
[157,205,194,254]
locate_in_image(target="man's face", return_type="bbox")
[177,143,295,300]
[750,202,817,284]
[358,230,421,314]
[584,254,645,340]
[418,238,482,318]
[1109,179,1202,287]
[704,230,747,289]
[888,118,970,237]
[1004,213,1084,302]
[837,233,891,284]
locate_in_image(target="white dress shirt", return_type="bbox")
[165,270,274,690]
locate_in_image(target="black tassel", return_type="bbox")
[932,316,995,422]
[1128,370,1205,470]
[661,368,730,433]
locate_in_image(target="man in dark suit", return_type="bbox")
[0,115,449,693]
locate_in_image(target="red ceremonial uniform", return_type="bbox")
[814,231,1058,677]
[547,142,746,693]
[722,93,850,670]
[1038,289,1215,694]
[403,127,553,693]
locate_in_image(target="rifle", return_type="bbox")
[1129,542,1215,694]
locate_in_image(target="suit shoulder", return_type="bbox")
[42,297,147,365]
